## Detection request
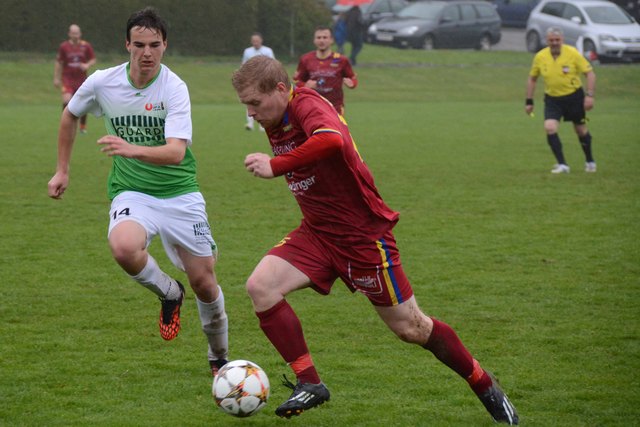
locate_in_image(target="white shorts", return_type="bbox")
[108,191,217,271]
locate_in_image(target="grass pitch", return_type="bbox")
[0,46,639,426]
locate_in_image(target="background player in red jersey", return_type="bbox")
[231,56,519,425]
[293,26,357,116]
[54,24,96,134]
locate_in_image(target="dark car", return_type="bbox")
[367,0,502,49]
[361,0,410,29]
[489,0,540,28]
[333,0,409,32]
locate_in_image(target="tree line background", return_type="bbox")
[0,0,331,59]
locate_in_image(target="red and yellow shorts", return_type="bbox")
[268,224,414,306]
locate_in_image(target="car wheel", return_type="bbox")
[422,34,435,50]
[526,31,541,53]
[476,34,492,51]
[583,39,597,60]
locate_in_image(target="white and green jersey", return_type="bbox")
[68,62,199,200]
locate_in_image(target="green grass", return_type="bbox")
[1,45,639,426]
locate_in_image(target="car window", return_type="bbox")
[370,0,390,13]
[397,2,445,19]
[391,0,407,13]
[561,4,583,22]
[540,2,565,18]
[442,5,460,21]
[476,3,498,18]
[460,4,476,21]
[585,5,635,24]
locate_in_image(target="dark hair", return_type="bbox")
[126,7,167,42]
[315,25,333,36]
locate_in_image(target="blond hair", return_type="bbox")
[232,56,290,93]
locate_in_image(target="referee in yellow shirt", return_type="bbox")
[525,27,597,174]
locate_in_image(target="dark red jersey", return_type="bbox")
[294,51,355,112]
[266,87,398,245]
[56,40,95,89]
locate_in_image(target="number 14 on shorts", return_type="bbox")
[112,207,131,220]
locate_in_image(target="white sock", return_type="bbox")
[197,286,228,361]
[131,254,181,300]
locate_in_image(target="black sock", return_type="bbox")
[579,132,594,163]
[547,133,566,165]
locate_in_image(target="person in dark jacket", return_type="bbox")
[345,6,365,65]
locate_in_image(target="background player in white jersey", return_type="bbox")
[241,32,275,131]
[47,7,229,376]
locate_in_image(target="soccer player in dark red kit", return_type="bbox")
[232,55,519,424]
[54,24,96,134]
[294,26,357,116]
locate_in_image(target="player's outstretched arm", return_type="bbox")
[48,108,79,199]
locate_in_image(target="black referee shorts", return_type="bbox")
[544,88,587,124]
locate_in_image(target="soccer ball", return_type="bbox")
[212,359,270,417]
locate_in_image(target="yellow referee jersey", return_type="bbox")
[529,45,593,97]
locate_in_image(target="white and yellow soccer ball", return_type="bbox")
[212,359,270,417]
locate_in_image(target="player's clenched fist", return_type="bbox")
[244,153,274,178]
[48,172,69,199]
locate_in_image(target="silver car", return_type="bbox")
[526,0,640,62]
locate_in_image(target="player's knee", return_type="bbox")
[394,328,412,343]
[190,276,218,301]
[575,126,588,137]
[245,274,268,302]
[109,241,130,262]
[109,239,140,265]
[387,320,424,344]
[394,326,424,344]
[544,122,558,134]
[390,316,431,345]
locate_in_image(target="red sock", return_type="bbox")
[423,317,492,394]
[255,299,321,384]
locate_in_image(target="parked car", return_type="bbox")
[367,0,502,50]
[489,0,540,28]
[526,0,640,62]
[361,0,410,29]
[609,0,640,22]
[332,0,408,30]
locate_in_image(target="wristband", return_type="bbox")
[525,98,534,106]
[585,91,594,97]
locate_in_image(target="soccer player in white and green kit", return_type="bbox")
[48,7,229,376]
